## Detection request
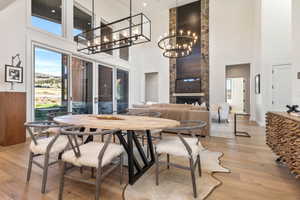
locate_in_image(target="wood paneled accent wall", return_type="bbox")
[169,0,209,104]
[0,92,26,146]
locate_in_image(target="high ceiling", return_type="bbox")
[117,0,199,13]
[0,0,16,11]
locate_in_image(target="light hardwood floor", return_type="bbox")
[0,120,299,200]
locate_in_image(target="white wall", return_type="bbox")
[131,9,170,104]
[256,0,292,125]
[292,0,300,105]
[0,0,26,92]
[210,0,257,119]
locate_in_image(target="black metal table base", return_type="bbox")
[235,131,251,137]
[234,113,251,138]
[115,130,155,185]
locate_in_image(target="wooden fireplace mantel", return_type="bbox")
[173,93,205,97]
[266,112,300,178]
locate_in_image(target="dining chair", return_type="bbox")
[58,127,124,200]
[24,121,68,193]
[154,120,207,198]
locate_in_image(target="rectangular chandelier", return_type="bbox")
[75,13,151,55]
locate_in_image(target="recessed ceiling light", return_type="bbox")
[51,9,56,13]
[143,2,147,7]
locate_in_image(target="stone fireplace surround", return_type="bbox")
[169,0,209,105]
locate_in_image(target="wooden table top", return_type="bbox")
[54,114,180,131]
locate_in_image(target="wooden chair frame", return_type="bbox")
[24,121,68,193]
[155,120,207,198]
[58,127,123,200]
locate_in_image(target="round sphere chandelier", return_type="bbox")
[158,30,198,58]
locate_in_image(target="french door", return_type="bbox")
[70,57,93,114]
[116,69,129,114]
[98,65,114,114]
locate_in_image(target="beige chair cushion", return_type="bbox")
[62,142,124,168]
[45,127,61,134]
[30,136,68,155]
[155,137,204,159]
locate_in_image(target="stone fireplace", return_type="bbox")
[169,0,209,105]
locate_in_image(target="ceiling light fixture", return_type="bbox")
[157,0,198,58]
[75,0,151,55]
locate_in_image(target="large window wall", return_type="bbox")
[30,0,132,120]
[33,46,129,120]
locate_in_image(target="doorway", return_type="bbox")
[145,72,159,103]
[226,64,250,113]
[272,64,292,111]
[226,78,245,113]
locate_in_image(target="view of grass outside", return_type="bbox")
[34,47,67,120]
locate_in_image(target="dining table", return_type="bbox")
[54,114,180,185]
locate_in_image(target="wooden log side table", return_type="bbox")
[234,112,251,137]
[266,112,300,178]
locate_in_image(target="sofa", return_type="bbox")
[130,104,210,136]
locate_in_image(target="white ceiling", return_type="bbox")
[117,0,199,13]
[0,0,16,11]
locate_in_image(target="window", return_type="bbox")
[101,22,113,55]
[31,0,63,36]
[73,5,92,39]
[226,79,232,101]
[34,47,68,120]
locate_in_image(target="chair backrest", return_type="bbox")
[163,120,207,135]
[24,121,66,145]
[61,127,120,167]
[162,120,207,159]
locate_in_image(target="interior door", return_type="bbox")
[98,65,113,114]
[272,65,292,111]
[116,69,129,114]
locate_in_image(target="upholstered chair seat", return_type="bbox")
[62,142,124,168]
[30,136,69,155]
[45,127,61,134]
